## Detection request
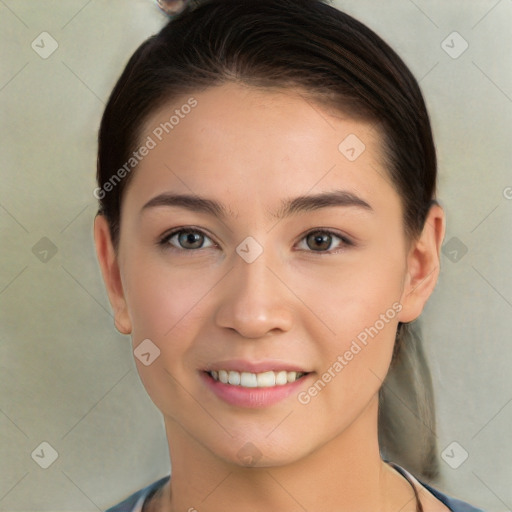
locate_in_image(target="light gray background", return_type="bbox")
[0,0,511,510]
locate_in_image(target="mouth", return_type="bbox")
[205,369,309,388]
[200,365,312,408]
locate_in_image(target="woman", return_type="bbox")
[94,0,485,510]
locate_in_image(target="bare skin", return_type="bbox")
[95,82,448,512]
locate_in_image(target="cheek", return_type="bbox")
[124,250,215,342]
[122,253,213,398]
[124,260,208,415]
[293,246,405,347]
[296,279,402,424]
[293,244,405,408]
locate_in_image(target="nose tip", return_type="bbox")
[214,248,293,338]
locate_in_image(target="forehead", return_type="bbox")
[123,82,400,222]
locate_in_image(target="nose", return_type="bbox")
[214,246,294,338]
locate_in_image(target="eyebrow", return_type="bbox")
[140,189,373,220]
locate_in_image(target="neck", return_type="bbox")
[158,395,416,512]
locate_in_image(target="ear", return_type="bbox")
[93,214,132,335]
[398,203,446,323]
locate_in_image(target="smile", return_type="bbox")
[207,370,308,388]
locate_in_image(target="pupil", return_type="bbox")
[180,232,202,248]
[309,232,331,251]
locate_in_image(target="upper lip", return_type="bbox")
[204,359,310,374]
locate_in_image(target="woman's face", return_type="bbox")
[98,82,438,467]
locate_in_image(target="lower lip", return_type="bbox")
[200,372,311,408]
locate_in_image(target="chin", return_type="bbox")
[207,433,313,470]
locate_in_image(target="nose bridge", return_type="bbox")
[214,237,293,337]
[236,242,275,298]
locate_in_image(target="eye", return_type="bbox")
[159,228,215,251]
[297,229,353,253]
[158,227,353,254]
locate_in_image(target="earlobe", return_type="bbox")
[93,214,132,335]
[398,204,446,324]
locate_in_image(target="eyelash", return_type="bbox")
[158,227,354,255]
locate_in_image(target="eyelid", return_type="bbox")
[158,226,218,250]
[294,228,354,254]
[158,226,354,254]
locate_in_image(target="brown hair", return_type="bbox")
[96,0,440,480]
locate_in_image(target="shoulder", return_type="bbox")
[391,463,486,512]
[419,480,487,512]
[105,476,171,512]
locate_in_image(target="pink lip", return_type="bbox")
[200,371,312,409]
[205,359,308,373]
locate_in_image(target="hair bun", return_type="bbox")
[155,0,190,16]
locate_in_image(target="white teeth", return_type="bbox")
[257,371,275,387]
[228,371,240,385]
[275,371,288,385]
[287,371,297,383]
[240,372,258,387]
[209,369,306,388]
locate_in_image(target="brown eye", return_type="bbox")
[161,229,214,251]
[296,229,353,254]
[306,231,334,251]
[177,231,204,249]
